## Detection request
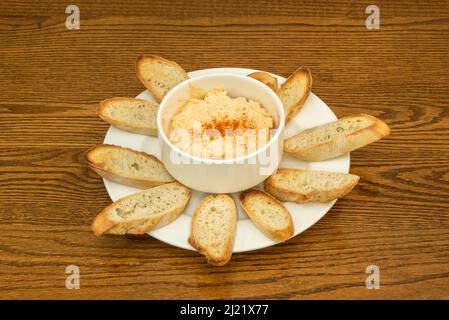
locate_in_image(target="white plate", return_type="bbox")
[103,67,350,253]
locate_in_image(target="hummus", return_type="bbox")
[169,88,274,159]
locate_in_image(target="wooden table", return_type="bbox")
[1,0,448,299]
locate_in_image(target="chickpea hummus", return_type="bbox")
[169,88,274,159]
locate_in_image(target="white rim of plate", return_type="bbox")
[102,67,350,253]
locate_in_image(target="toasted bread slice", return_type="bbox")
[277,67,312,123]
[136,55,188,102]
[248,71,278,91]
[92,182,191,236]
[189,194,237,266]
[86,144,174,189]
[284,114,391,161]
[265,168,359,203]
[98,97,158,136]
[240,190,294,242]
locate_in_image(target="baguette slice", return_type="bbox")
[248,71,278,91]
[189,194,237,266]
[240,190,294,242]
[86,144,174,189]
[277,67,312,123]
[98,97,158,136]
[136,55,189,102]
[265,168,359,203]
[92,182,191,236]
[284,114,391,161]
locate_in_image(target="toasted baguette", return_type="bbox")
[98,97,158,136]
[277,67,312,123]
[188,194,237,266]
[248,71,278,91]
[136,55,188,102]
[265,168,359,203]
[92,182,191,236]
[240,190,294,242]
[86,144,174,189]
[284,114,391,161]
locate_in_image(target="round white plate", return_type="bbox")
[103,67,350,253]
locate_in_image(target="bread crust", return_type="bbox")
[247,71,278,91]
[264,168,360,203]
[188,194,236,266]
[135,54,188,102]
[239,190,294,242]
[97,97,158,136]
[86,144,174,189]
[284,114,391,161]
[92,182,191,236]
[277,67,312,123]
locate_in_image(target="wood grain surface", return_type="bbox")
[1,0,449,299]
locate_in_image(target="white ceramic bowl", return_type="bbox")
[157,73,285,193]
